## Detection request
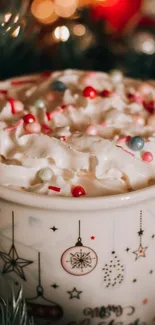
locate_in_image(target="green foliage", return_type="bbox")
[0,287,34,325]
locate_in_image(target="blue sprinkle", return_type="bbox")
[51,80,67,92]
[128,136,144,151]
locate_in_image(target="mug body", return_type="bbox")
[0,188,155,325]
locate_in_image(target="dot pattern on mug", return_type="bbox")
[102,251,124,288]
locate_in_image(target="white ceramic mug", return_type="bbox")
[1,185,155,325]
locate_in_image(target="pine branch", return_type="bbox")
[0,286,34,325]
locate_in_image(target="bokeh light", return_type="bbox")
[53,26,70,42]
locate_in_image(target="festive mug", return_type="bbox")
[0,185,155,325]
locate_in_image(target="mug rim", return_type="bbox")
[0,184,154,211]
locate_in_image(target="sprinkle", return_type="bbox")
[117,136,131,144]
[128,136,144,151]
[39,168,53,182]
[141,152,153,163]
[60,136,66,141]
[100,89,111,97]
[143,100,155,114]
[0,90,8,95]
[116,145,135,157]
[46,112,52,121]
[85,125,98,136]
[51,80,67,92]
[128,92,143,104]
[8,98,16,114]
[100,121,106,126]
[11,79,37,85]
[42,124,52,134]
[23,114,36,124]
[42,71,51,78]
[83,86,97,99]
[48,186,61,192]
[71,185,86,197]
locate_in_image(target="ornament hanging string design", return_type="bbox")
[102,217,125,288]
[61,220,98,276]
[133,210,148,260]
[26,252,63,320]
[0,211,33,281]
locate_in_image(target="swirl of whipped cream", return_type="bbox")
[0,70,155,197]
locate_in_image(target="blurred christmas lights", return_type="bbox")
[53,25,70,41]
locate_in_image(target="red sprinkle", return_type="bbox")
[60,136,66,141]
[23,114,36,124]
[127,93,142,104]
[100,89,111,97]
[48,186,61,192]
[83,86,97,99]
[42,71,51,78]
[0,90,8,95]
[143,100,155,114]
[11,79,37,86]
[116,145,135,157]
[46,112,52,121]
[8,98,16,114]
[42,124,52,134]
[141,151,153,162]
[117,136,131,144]
[71,185,86,197]
[61,104,67,110]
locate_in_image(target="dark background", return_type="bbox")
[1,0,155,80]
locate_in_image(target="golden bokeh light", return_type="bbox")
[54,2,77,17]
[31,0,54,20]
[73,24,86,36]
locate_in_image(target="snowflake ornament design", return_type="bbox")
[61,221,98,276]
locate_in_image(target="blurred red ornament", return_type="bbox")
[91,0,143,33]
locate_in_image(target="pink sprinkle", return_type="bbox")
[117,136,131,144]
[142,151,153,163]
[100,121,106,126]
[85,125,98,136]
[48,186,61,192]
[5,119,23,131]
[60,136,66,141]
[42,124,52,134]
[11,79,37,86]
[116,145,135,157]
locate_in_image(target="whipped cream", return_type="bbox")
[1,70,155,197]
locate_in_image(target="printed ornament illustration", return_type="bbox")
[102,219,125,288]
[27,252,63,320]
[133,210,148,260]
[61,220,98,276]
[0,211,33,281]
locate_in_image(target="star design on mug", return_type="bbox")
[0,245,33,281]
[133,243,148,260]
[67,287,82,299]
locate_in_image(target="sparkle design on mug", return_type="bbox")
[26,252,63,320]
[0,211,33,281]
[133,210,148,260]
[61,220,98,276]
[102,251,124,288]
